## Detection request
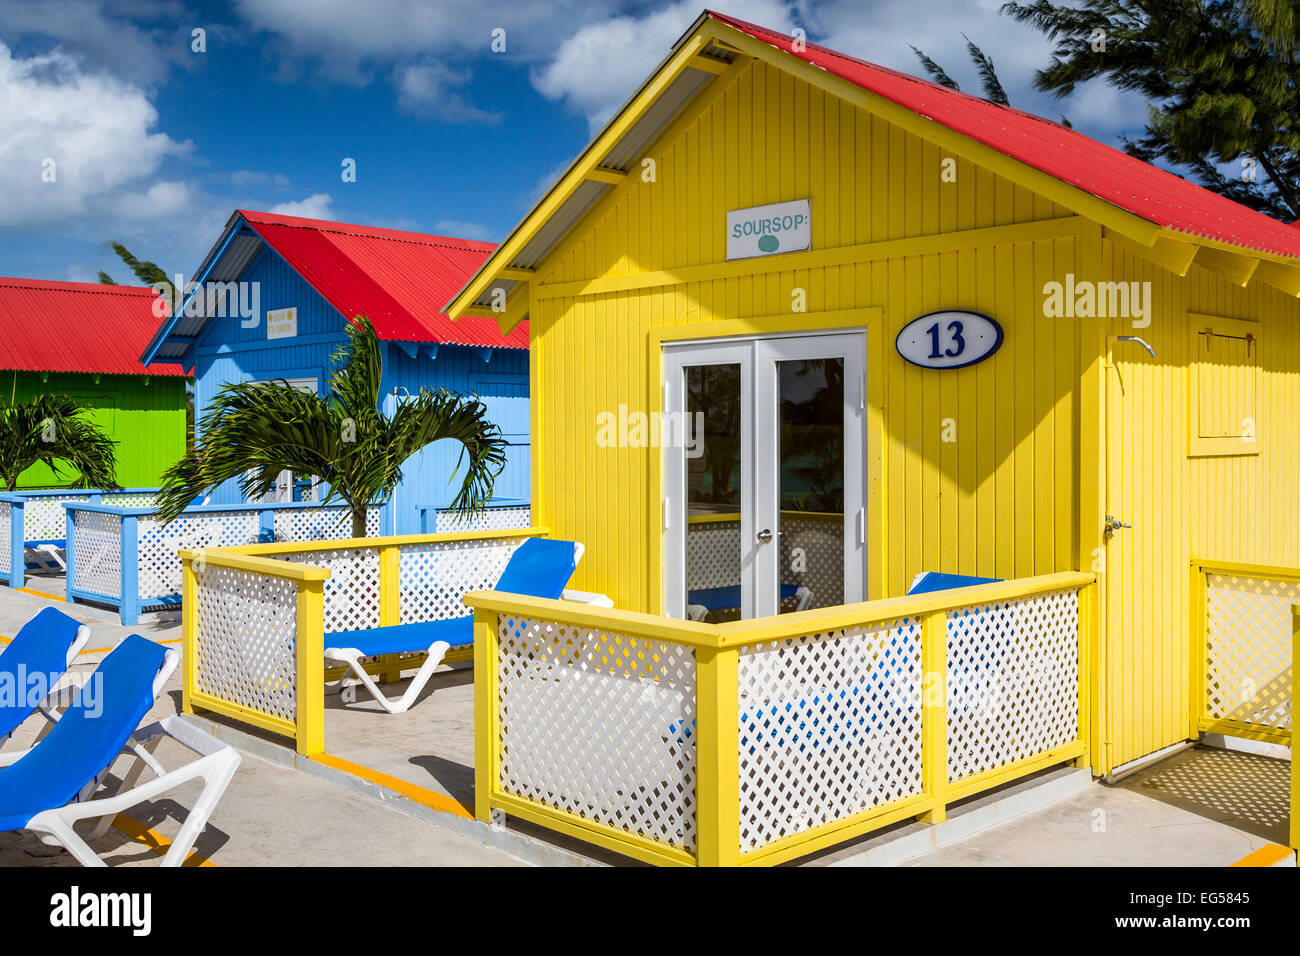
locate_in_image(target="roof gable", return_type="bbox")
[142,210,526,367]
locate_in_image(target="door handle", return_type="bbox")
[1103,514,1132,536]
[756,528,773,543]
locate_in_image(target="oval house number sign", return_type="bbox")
[895,310,1003,370]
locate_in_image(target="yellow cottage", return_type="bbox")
[445,9,1300,836]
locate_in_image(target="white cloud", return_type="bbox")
[268,193,335,219]
[533,0,797,132]
[106,179,194,220]
[0,0,189,88]
[229,169,291,188]
[233,0,602,69]
[63,263,98,283]
[434,219,496,242]
[528,0,1150,152]
[394,61,501,124]
[0,40,191,228]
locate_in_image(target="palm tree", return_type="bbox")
[0,395,119,492]
[154,316,507,538]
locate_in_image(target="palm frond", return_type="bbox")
[386,388,506,514]
[910,45,961,89]
[155,382,342,520]
[0,395,118,491]
[159,317,508,534]
[108,241,176,311]
[963,35,1010,105]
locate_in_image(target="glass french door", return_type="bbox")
[662,331,866,620]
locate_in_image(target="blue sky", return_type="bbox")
[0,0,1151,286]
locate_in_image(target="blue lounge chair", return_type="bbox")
[907,571,1002,595]
[0,634,240,867]
[324,537,586,714]
[0,607,90,744]
[686,583,813,621]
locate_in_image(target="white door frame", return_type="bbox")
[662,329,867,620]
[753,332,866,617]
[248,376,319,503]
[662,341,753,620]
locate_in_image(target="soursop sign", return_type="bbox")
[726,199,811,260]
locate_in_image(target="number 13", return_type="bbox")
[926,320,965,359]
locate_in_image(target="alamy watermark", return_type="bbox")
[153,275,261,328]
[1042,273,1152,327]
[0,668,101,718]
[595,404,705,457]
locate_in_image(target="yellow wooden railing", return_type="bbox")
[1189,557,1296,746]
[1189,557,1298,851]
[465,570,1095,867]
[180,526,546,755]
[179,548,329,754]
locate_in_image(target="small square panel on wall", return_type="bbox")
[1188,313,1260,457]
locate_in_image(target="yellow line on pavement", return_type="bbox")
[15,587,64,602]
[310,751,474,819]
[1229,843,1293,867]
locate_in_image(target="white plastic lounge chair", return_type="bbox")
[324,537,587,714]
[0,634,240,867]
[28,541,67,572]
[0,607,90,745]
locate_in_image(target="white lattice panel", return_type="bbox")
[23,493,89,542]
[399,536,530,624]
[946,590,1079,783]
[434,506,531,534]
[496,613,697,852]
[778,515,845,610]
[102,492,157,509]
[685,517,740,591]
[0,501,10,575]
[71,510,122,598]
[272,505,380,542]
[193,563,297,724]
[271,548,380,633]
[685,514,843,612]
[737,618,923,853]
[1205,573,1296,731]
[136,510,262,600]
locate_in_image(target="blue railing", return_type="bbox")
[416,498,531,534]
[0,488,160,588]
[63,498,391,625]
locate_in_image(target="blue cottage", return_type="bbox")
[139,209,530,534]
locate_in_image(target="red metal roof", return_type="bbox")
[0,277,186,377]
[709,12,1300,260]
[238,210,527,348]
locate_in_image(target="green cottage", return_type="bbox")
[0,276,187,487]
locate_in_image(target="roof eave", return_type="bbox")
[139,209,246,366]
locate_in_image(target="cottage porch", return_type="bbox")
[163,525,1300,866]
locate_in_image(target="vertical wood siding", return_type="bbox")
[1103,244,1300,768]
[9,370,185,488]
